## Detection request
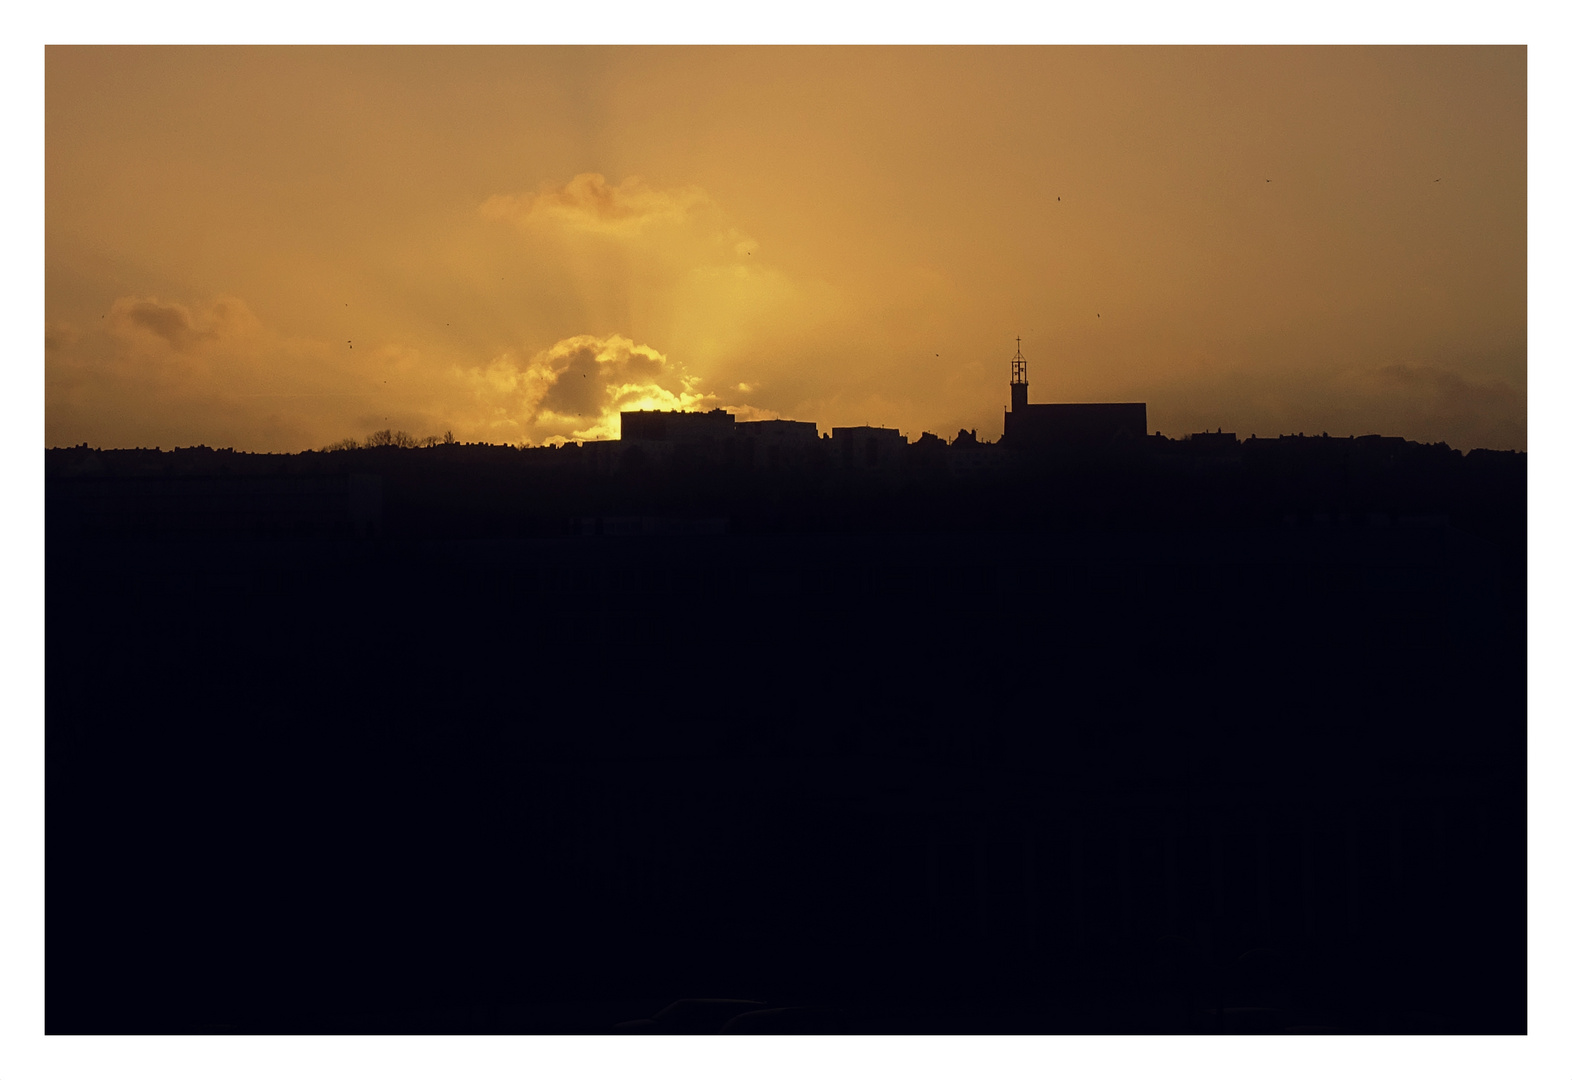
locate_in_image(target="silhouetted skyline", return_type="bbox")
[46,421,1526,1034]
[41,43,1530,1043]
[47,47,1525,454]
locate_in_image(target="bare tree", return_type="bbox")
[366,429,418,448]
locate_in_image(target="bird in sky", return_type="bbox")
[1266,179,1271,183]
[1057,196,1061,201]
[1435,178,1442,182]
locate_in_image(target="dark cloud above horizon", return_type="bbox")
[46,46,1526,451]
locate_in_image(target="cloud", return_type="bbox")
[1368,361,1525,450]
[1145,358,1526,452]
[52,287,777,452]
[118,297,203,350]
[49,293,353,452]
[721,227,758,257]
[1372,362,1518,413]
[45,320,80,353]
[480,173,709,237]
[106,294,263,353]
[459,333,720,444]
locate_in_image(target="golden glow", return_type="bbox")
[46,46,1526,451]
[463,333,715,444]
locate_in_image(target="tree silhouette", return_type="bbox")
[366,429,419,448]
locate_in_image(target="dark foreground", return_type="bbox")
[46,441,1525,1033]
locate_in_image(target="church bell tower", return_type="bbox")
[1010,336,1029,414]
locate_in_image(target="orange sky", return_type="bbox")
[45,46,1526,451]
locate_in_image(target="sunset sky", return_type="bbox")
[45,46,1526,451]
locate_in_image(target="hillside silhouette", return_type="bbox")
[46,419,1525,1034]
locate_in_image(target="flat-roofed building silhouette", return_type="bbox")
[736,419,819,470]
[831,425,907,471]
[620,408,736,443]
[736,419,817,442]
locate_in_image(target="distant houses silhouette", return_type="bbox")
[615,338,1149,465]
[46,340,1520,544]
